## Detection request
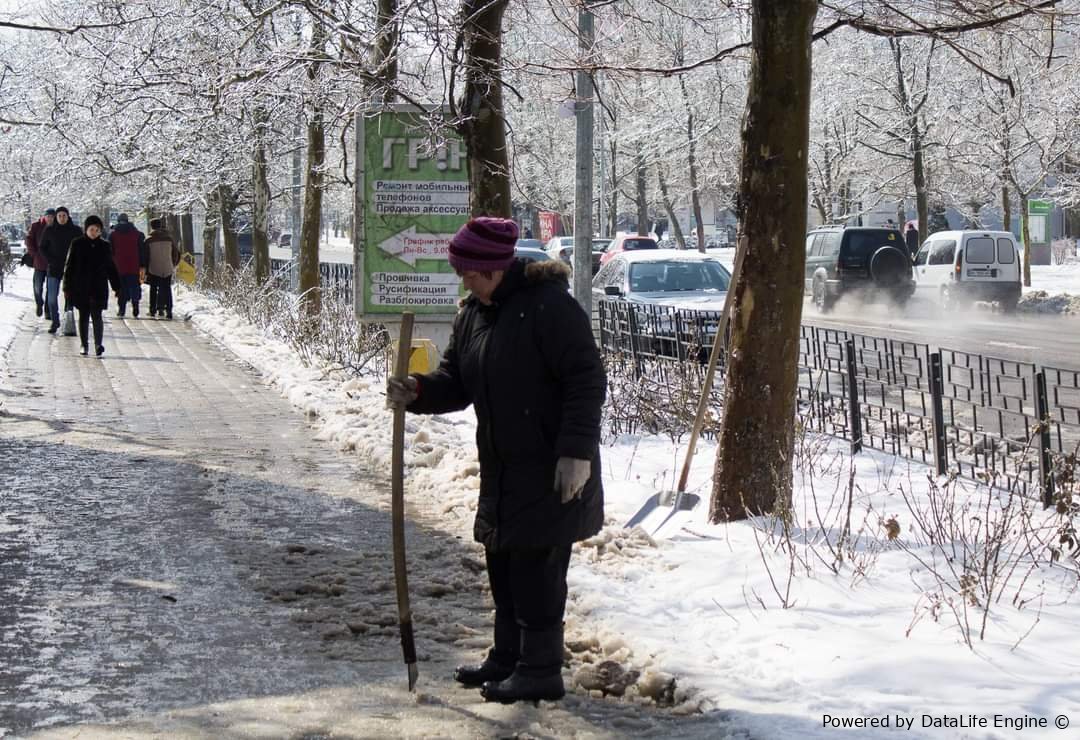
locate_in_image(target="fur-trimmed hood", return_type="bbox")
[461,257,571,307]
[524,258,571,286]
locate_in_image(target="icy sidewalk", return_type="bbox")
[0,282,719,739]
[171,283,1080,740]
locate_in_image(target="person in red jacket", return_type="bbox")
[108,213,147,317]
[24,208,55,319]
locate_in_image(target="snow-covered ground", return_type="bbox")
[1022,263,1080,314]
[0,267,33,372]
[155,282,1080,739]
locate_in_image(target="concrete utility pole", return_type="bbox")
[573,2,595,314]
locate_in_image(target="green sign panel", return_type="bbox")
[1027,198,1051,215]
[358,107,470,318]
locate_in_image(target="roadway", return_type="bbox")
[803,296,1080,369]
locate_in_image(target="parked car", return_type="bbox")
[804,226,914,312]
[593,249,731,308]
[516,238,544,250]
[544,235,575,257]
[546,235,606,275]
[593,250,732,361]
[599,233,660,267]
[913,230,1022,311]
[514,246,551,263]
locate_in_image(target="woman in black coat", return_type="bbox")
[63,215,122,356]
[387,217,606,704]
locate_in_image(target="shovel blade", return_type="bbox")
[648,492,702,536]
[625,492,665,529]
[625,491,702,530]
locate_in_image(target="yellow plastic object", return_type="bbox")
[392,338,440,375]
[176,253,197,285]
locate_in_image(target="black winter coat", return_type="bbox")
[408,259,607,552]
[39,221,83,278]
[63,236,122,312]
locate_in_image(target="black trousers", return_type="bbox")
[148,275,173,315]
[78,308,104,350]
[486,545,572,631]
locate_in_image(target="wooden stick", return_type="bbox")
[391,312,418,690]
[676,235,746,494]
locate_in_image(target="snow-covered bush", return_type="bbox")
[196,262,389,377]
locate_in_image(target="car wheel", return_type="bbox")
[940,284,967,310]
[999,291,1020,314]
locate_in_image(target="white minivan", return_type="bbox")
[913,230,1022,311]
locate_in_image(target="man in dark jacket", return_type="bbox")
[38,206,82,334]
[904,222,920,259]
[24,208,55,319]
[387,217,606,704]
[109,213,147,317]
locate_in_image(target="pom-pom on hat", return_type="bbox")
[447,217,518,273]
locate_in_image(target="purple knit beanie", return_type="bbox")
[447,217,518,273]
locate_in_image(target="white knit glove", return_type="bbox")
[386,376,418,408]
[554,457,591,504]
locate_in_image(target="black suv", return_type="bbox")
[804,226,914,312]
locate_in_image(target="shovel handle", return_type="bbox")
[391,313,418,687]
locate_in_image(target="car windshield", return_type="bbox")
[593,239,612,252]
[844,229,901,259]
[622,238,658,251]
[628,261,730,293]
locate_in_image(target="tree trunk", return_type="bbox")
[457,0,511,217]
[657,167,686,249]
[1020,194,1032,287]
[299,24,327,318]
[679,77,706,252]
[202,189,218,271]
[608,138,618,236]
[636,148,648,235]
[252,107,271,285]
[710,0,818,523]
[218,185,239,269]
[891,40,930,241]
[1001,183,1011,231]
[181,213,194,255]
[167,214,182,247]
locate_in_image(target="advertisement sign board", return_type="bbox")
[357,107,470,320]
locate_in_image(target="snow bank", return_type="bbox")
[0,266,33,372]
[170,285,1080,738]
[1019,263,1080,315]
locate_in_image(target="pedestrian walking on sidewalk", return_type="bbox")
[386,217,606,705]
[63,215,121,357]
[39,206,82,334]
[24,208,55,319]
[145,218,179,319]
[109,213,146,318]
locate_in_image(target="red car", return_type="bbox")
[599,233,659,266]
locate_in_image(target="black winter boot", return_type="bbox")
[481,626,565,704]
[454,614,518,687]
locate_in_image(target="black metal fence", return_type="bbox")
[598,300,1080,506]
[270,258,353,304]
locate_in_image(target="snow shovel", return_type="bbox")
[625,238,746,534]
[391,312,418,691]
